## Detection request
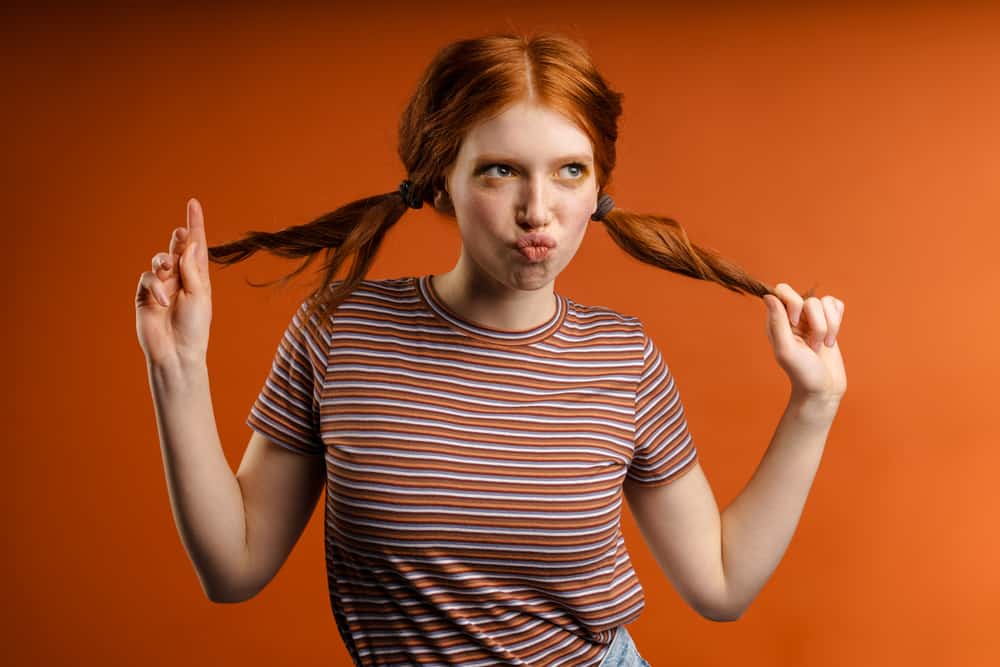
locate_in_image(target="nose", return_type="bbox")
[517,176,552,228]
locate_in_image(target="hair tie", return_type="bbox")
[398,179,423,209]
[592,193,615,221]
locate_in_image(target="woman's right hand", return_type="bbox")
[135,198,213,368]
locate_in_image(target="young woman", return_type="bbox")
[135,32,846,667]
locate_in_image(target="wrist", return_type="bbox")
[788,388,842,424]
[147,355,209,391]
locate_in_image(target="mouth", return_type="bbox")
[514,233,557,263]
[515,233,557,249]
[517,246,550,261]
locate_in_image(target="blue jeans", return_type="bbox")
[597,625,652,667]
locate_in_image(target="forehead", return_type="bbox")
[458,101,593,160]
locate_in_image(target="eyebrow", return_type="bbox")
[473,154,594,166]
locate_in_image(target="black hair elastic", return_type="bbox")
[398,179,423,209]
[592,193,615,221]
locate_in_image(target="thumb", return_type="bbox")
[764,294,793,348]
[179,240,202,294]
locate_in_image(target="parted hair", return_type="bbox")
[206,32,806,322]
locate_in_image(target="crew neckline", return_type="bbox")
[415,274,567,346]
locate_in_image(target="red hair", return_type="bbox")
[207,32,802,322]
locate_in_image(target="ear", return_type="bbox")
[434,189,454,215]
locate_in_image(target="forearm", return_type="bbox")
[719,390,840,618]
[148,359,252,602]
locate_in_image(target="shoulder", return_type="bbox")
[293,276,417,335]
[563,294,646,334]
[306,275,421,331]
[310,275,417,310]
[329,275,415,298]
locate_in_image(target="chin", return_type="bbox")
[508,268,561,291]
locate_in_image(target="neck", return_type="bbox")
[430,267,556,332]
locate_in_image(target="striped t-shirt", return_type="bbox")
[246,274,698,666]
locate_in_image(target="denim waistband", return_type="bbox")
[596,625,651,667]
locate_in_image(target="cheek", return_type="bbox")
[466,197,500,225]
[565,220,590,250]
[566,204,596,250]
[567,200,594,233]
[457,194,509,240]
[463,191,504,223]
[454,196,504,248]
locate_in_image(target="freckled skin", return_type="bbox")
[433,100,599,329]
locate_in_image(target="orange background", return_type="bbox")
[7,1,999,665]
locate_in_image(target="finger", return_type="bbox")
[137,271,171,308]
[763,294,796,349]
[178,237,202,295]
[801,297,828,351]
[820,296,840,347]
[152,251,173,276]
[187,198,209,276]
[168,226,189,259]
[772,283,805,327]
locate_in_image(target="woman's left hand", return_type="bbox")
[762,283,847,401]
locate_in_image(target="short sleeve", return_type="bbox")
[628,326,698,486]
[246,298,326,457]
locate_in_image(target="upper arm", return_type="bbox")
[234,431,326,599]
[623,461,732,621]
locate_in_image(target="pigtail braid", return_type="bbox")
[207,190,412,322]
[600,209,815,300]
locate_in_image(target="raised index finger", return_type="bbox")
[187,197,208,271]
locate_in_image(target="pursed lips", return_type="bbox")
[515,232,557,249]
